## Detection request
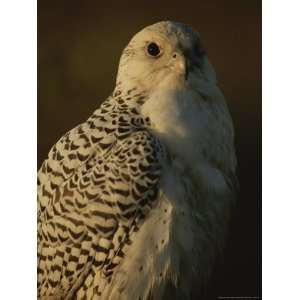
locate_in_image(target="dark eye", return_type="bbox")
[147,42,161,57]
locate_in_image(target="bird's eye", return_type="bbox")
[147,42,161,57]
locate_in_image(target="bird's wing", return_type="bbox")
[37,127,163,299]
[37,103,118,220]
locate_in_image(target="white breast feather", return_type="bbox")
[99,89,234,300]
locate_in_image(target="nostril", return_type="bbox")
[173,53,177,58]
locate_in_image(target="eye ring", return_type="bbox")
[146,42,162,58]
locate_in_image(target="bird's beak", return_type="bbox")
[173,52,189,80]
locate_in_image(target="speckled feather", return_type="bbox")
[38,92,166,299]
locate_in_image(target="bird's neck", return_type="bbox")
[112,81,149,109]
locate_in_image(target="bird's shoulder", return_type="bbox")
[38,95,159,212]
[37,95,167,299]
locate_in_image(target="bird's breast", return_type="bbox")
[141,88,215,169]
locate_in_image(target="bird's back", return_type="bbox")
[37,96,167,299]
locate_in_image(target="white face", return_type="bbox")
[116,22,236,173]
[116,21,217,94]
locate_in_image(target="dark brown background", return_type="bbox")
[38,1,261,299]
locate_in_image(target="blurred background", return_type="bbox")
[38,1,261,299]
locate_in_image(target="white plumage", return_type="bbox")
[38,21,237,300]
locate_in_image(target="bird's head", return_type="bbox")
[116,21,217,96]
[115,21,236,175]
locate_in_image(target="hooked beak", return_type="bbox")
[172,52,190,80]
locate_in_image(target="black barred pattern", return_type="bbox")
[37,92,164,299]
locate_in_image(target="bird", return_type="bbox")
[37,21,238,300]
